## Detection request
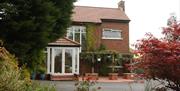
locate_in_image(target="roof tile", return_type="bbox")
[48,37,80,47]
[72,6,130,23]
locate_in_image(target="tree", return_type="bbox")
[0,0,75,71]
[134,21,180,90]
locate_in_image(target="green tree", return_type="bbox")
[0,0,75,71]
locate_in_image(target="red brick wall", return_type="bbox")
[94,22,129,53]
[72,22,130,53]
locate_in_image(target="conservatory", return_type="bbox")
[46,38,80,80]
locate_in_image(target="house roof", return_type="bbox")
[48,37,80,47]
[72,6,130,23]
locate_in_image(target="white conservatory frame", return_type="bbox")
[46,38,80,76]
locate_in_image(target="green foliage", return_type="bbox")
[25,82,56,91]
[98,64,111,76]
[97,44,106,51]
[0,47,56,91]
[0,55,26,91]
[20,68,31,81]
[86,23,96,51]
[0,47,30,91]
[134,68,144,74]
[80,52,131,76]
[0,0,75,71]
[98,54,111,76]
[37,65,46,74]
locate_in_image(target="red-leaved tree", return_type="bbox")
[134,21,180,90]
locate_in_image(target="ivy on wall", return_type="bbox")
[85,23,96,51]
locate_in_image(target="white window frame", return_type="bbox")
[102,28,123,40]
[66,26,86,52]
[47,47,80,75]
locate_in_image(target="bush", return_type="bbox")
[25,82,56,91]
[0,47,56,91]
[0,47,26,91]
[20,68,31,81]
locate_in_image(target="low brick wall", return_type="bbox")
[50,75,75,81]
[108,73,118,80]
[85,73,99,80]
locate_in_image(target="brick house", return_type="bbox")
[69,1,130,53]
[46,1,130,80]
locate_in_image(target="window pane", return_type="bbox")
[75,32,80,43]
[103,29,121,39]
[74,28,80,33]
[54,49,62,73]
[67,32,73,40]
[67,28,73,40]
[65,49,73,73]
[50,48,52,72]
[66,26,86,51]
[75,48,78,73]
[81,33,86,50]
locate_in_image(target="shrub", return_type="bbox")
[25,82,56,91]
[0,47,56,91]
[0,47,26,91]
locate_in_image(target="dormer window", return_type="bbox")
[102,28,122,39]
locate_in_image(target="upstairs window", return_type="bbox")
[67,26,86,51]
[102,28,122,39]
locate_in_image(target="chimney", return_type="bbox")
[118,0,125,12]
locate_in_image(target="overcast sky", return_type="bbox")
[74,0,180,48]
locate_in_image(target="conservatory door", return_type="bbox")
[64,49,73,74]
[54,49,63,74]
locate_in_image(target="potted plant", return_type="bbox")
[30,67,37,80]
[37,66,46,80]
[31,72,36,80]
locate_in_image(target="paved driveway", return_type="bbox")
[38,81,145,91]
